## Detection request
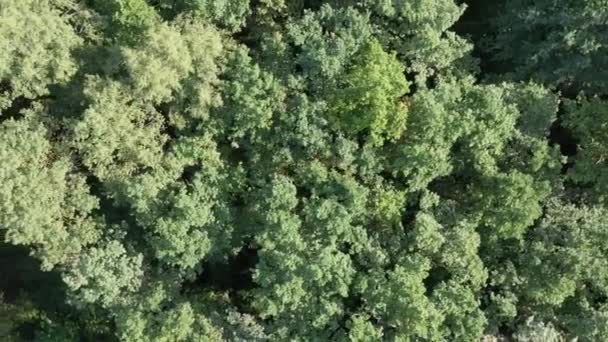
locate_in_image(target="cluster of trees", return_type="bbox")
[1,0,608,340]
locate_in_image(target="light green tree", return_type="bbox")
[327,39,409,145]
[0,0,81,109]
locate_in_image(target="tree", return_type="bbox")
[484,0,608,95]
[563,96,608,204]
[2,1,608,341]
[327,39,409,145]
[503,200,608,340]
[285,4,373,92]
[0,0,81,109]
[354,0,475,86]
[0,114,100,270]
[151,0,251,32]
[89,0,159,44]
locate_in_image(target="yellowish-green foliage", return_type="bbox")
[0,115,99,270]
[0,0,81,108]
[63,240,144,309]
[122,23,193,103]
[172,17,224,123]
[328,39,409,145]
[72,78,168,180]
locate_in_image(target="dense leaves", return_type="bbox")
[1,0,607,341]
[0,0,81,108]
[487,0,608,95]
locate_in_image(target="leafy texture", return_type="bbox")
[1,1,607,341]
[0,0,81,108]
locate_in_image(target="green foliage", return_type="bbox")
[121,23,192,103]
[502,82,560,139]
[63,240,144,309]
[488,0,608,95]
[472,171,551,240]
[0,115,100,270]
[347,314,383,341]
[356,0,474,84]
[563,96,608,204]
[219,46,285,141]
[152,0,250,32]
[1,1,608,341]
[171,17,224,123]
[519,201,608,306]
[327,39,409,145]
[514,317,566,342]
[0,294,83,342]
[362,255,442,340]
[286,4,373,91]
[72,77,167,179]
[186,0,251,32]
[91,0,159,44]
[0,0,81,108]
[250,175,356,338]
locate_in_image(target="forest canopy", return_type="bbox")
[1,0,608,341]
